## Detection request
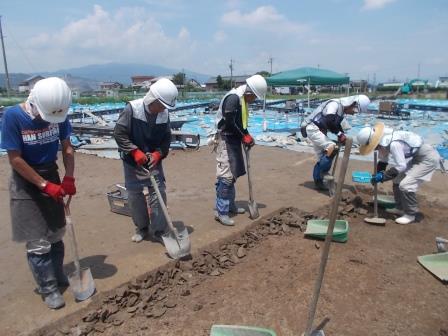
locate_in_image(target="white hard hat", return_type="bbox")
[246,74,267,99]
[28,77,72,123]
[149,78,178,109]
[354,94,370,113]
[356,122,385,155]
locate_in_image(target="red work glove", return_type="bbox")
[61,176,76,195]
[146,151,163,169]
[130,148,148,166]
[43,182,65,201]
[337,133,347,145]
[242,134,255,148]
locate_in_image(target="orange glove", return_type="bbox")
[43,182,65,201]
[242,134,255,147]
[130,149,148,166]
[61,176,76,195]
[145,151,163,169]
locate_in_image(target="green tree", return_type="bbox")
[172,72,186,85]
[216,75,223,89]
[256,71,270,77]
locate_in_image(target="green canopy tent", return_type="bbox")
[266,67,350,107]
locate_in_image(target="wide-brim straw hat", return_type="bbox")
[359,122,385,155]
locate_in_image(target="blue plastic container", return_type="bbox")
[352,171,372,183]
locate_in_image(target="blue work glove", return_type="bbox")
[370,172,384,185]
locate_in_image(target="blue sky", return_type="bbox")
[1,0,447,82]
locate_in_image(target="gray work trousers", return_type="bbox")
[127,177,167,235]
[392,144,439,215]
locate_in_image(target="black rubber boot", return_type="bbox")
[50,241,69,287]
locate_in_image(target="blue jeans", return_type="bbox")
[215,177,237,216]
[313,155,333,184]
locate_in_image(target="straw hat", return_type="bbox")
[357,122,385,155]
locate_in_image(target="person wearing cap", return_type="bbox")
[213,74,267,226]
[114,78,178,243]
[301,95,370,190]
[0,77,75,309]
[356,123,440,225]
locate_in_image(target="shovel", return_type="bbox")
[364,151,386,226]
[142,167,191,259]
[323,146,340,197]
[304,138,352,336]
[64,196,96,301]
[244,146,259,219]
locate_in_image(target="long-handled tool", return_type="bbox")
[323,145,340,197]
[304,137,353,336]
[243,146,259,219]
[364,151,386,226]
[142,167,191,259]
[64,196,96,301]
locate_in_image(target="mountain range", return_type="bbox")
[0,63,212,91]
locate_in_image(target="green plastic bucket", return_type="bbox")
[305,219,349,243]
[376,195,396,209]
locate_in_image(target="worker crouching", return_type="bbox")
[357,123,440,225]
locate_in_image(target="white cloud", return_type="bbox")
[362,0,397,11]
[23,5,196,70]
[221,6,309,35]
[213,30,228,43]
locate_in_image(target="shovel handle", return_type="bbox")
[373,151,379,218]
[244,146,254,202]
[64,196,82,279]
[304,137,353,336]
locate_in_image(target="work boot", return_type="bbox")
[215,213,235,226]
[436,237,448,253]
[230,206,246,214]
[131,232,146,243]
[386,208,405,216]
[150,230,165,244]
[314,180,328,191]
[43,290,65,309]
[395,214,415,225]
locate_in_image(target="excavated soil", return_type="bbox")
[33,188,448,336]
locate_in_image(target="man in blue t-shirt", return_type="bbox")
[0,77,76,310]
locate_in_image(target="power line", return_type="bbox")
[0,16,11,95]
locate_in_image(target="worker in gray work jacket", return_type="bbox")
[113,78,178,243]
[357,122,440,225]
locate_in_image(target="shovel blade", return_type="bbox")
[248,200,259,219]
[211,325,276,336]
[162,227,191,259]
[68,267,96,301]
[364,217,386,226]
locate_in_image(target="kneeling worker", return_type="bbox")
[114,78,178,242]
[357,123,440,224]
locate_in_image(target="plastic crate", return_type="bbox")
[106,185,131,216]
[352,171,372,183]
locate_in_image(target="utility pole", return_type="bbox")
[268,56,273,75]
[417,62,421,95]
[0,16,12,97]
[229,58,234,88]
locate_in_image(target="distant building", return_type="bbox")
[100,82,123,90]
[436,76,448,88]
[350,79,368,92]
[131,75,155,88]
[205,75,250,91]
[18,75,45,93]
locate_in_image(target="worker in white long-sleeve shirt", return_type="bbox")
[356,122,440,225]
